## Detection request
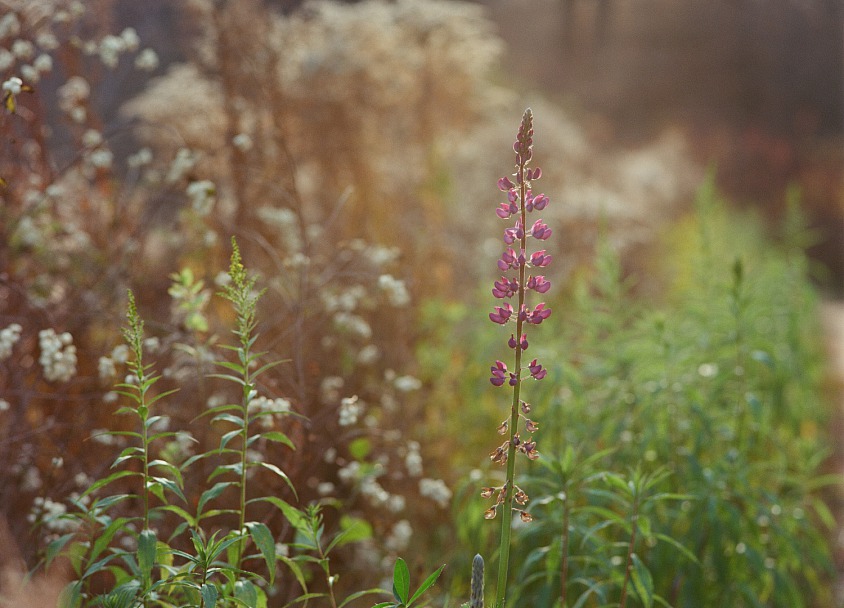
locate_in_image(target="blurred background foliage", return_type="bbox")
[0,0,841,605]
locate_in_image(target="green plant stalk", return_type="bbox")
[617,501,639,608]
[560,500,570,607]
[495,162,528,608]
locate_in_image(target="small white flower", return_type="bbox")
[0,49,14,71]
[0,13,21,39]
[166,148,196,183]
[127,147,153,168]
[419,478,452,508]
[89,148,113,169]
[385,519,413,552]
[120,28,140,52]
[0,323,23,360]
[36,32,59,51]
[33,54,52,73]
[38,328,77,382]
[111,344,130,363]
[0,399,9,412]
[317,482,335,496]
[134,48,159,72]
[378,274,410,307]
[186,180,216,216]
[82,129,103,147]
[232,133,253,152]
[20,64,38,83]
[98,356,116,381]
[338,395,362,426]
[2,76,23,96]
[12,39,34,60]
[394,375,421,392]
[99,35,125,68]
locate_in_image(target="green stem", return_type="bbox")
[560,500,570,607]
[618,502,639,608]
[495,161,528,608]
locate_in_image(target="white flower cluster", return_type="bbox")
[38,328,77,382]
[134,48,159,72]
[95,28,140,68]
[393,374,421,392]
[166,148,196,183]
[378,274,410,307]
[338,395,362,426]
[2,76,22,95]
[419,478,452,508]
[333,312,372,340]
[0,323,22,360]
[404,441,423,477]
[248,395,292,429]
[384,519,413,552]
[27,497,80,534]
[57,75,90,123]
[186,180,216,216]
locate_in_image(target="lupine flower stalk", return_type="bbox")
[484,109,551,607]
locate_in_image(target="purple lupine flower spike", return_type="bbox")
[484,109,550,569]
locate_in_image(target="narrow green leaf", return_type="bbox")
[138,529,157,580]
[235,580,259,608]
[258,431,296,450]
[197,481,235,515]
[630,553,654,608]
[257,462,297,496]
[201,582,219,608]
[392,558,410,604]
[246,521,276,585]
[81,470,138,499]
[212,413,246,427]
[408,564,445,605]
[250,496,306,530]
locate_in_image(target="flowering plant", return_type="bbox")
[482,108,551,607]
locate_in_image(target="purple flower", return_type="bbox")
[530,219,551,240]
[530,250,551,268]
[526,303,551,324]
[508,333,528,351]
[493,277,519,299]
[526,193,548,212]
[528,359,546,380]
[490,360,508,386]
[504,220,525,245]
[526,275,551,294]
[498,176,515,191]
[489,303,514,324]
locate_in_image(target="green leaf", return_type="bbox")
[246,521,276,585]
[45,533,77,569]
[258,431,296,450]
[256,462,297,496]
[630,553,654,608]
[392,558,410,604]
[138,529,157,580]
[80,470,138,499]
[197,481,235,516]
[235,580,259,608]
[159,504,197,528]
[212,413,246,427]
[219,428,243,452]
[279,555,309,595]
[408,564,445,605]
[325,516,373,553]
[653,533,700,565]
[208,463,243,482]
[339,589,388,608]
[251,496,307,531]
[201,582,219,608]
